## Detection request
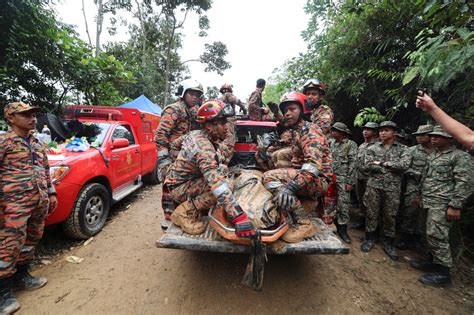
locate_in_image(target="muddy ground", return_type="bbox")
[18,184,474,314]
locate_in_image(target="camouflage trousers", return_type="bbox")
[400,189,423,235]
[270,147,293,169]
[364,186,400,238]
[425,203,453,268]
[169,177,234,216]
[0,189,49,278]
[336,181,351,225]
[355,178,368,221]
[262,168,327,213]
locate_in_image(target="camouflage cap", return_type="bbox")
[331,122,352,135]
[379,121,399,130]
[363,122,379,129]
[412,124,434,135]
[428,125,452,138]
[3,102,39,116]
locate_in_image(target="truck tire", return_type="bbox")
[144,161,160,185]
[62,183,110,239]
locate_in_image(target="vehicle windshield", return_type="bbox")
[65,120,110,147]
[236,125,277,144]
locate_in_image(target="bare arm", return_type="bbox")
[416,93,474,148]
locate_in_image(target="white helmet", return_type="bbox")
[175,79,204,98]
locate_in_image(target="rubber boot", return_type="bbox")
[13,264,47,291]
[410,254,437,272]
[171,201,205,235]
[419,264,452,287]
[282,209,317,243]
[383,236,399,261]
[0,277,20,314]
[336,224,352,244]
[360,232,375,252]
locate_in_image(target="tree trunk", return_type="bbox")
[95,0,103,56]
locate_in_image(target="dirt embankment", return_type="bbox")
[18,185,474,314]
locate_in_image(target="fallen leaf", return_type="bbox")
[66,256,84,264]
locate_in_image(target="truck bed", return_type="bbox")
[156,217,349,255]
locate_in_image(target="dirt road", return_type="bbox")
[18,185,473,314]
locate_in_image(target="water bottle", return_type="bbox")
[41,125,51,144]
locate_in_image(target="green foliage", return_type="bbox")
[0,0,136,111]
[353,107,386,127]
[205,86,219,100]
[200,41,231,75]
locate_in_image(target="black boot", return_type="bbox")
[383,236,399,261]
[361,232,375,252]
[419,264,452,287]
[410,254,437,272]
[0,277,20,314]
[337,224,352,244]
[13,264,47,291]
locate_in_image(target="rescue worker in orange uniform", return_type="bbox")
[262,92,332,243]
[0,102,58,314]
[165,100,256,238]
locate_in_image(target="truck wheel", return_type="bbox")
[62,183,110,239]
[144,161,160,185]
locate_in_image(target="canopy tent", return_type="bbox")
[118,95,162,115]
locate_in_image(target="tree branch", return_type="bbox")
[82,0,92,45]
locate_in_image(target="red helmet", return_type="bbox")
[279,91,309,115]
[219,83,233,94]
[303,78,326,95]
[196,100,235,123]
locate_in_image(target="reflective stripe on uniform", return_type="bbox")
[301,163,319,176]
[212,182,231,198]
[20,246,35,253]
[264,181,283,189]
[158,149,169,157]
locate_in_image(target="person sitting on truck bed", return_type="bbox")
[164,100,256,238]
[262,92,332,243]
[154,79,204,181]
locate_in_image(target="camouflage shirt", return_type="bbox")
[356,139,377,180]
[0,131,55,196]
[154,99,199,160]
[329,138,357,185]
[247,88,264,121]
[311,104,334,133]
[290,120,333,189]
[364,141,410,191]
[405,144,432,193]
[165,130,241,218]
[422,146,473,209]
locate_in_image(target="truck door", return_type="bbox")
[109,124,142,188]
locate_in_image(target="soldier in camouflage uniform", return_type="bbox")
[329,122,357,244]
[248,79,272,121]
[0,102,58,314]
[352,122,379,230]
[262,92,332,243]
[360,121,410,261]
[302,79,334,135]
[165,100,256,238]
[395,125,433,250]
[410,126,473,287]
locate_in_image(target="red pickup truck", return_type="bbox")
[45,105,160,239]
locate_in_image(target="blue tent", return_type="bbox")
[118,95,162,115]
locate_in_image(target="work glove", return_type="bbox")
[267,102,279,115]
[274,182,298,211]
[232,211,256,238]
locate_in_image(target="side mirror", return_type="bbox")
[111,138,129,149]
